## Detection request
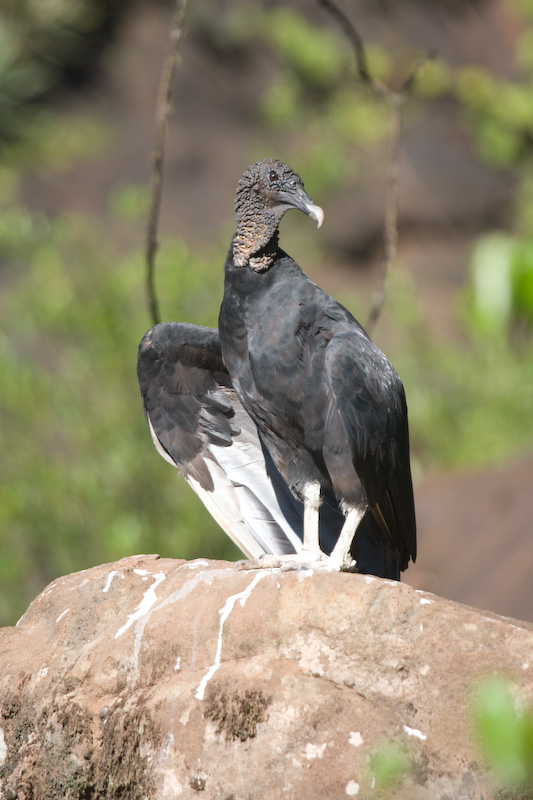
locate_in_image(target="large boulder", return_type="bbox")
[0,554,531,799]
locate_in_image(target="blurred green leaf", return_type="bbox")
[369,741,412,791]
[468,232,514,336]
[261,75,303,129]
[465,231,533,333]
[388,270,533,471]
[0,0,112,146]
[512,240,533,322]
[472,677,533,790]
[456,65,497,109]
[328,89,392,145]
[109,183,151,222]
[263,7,346,88]
[415,57,452,97]
[509,0,533,20]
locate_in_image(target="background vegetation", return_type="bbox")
[0,0,532,629]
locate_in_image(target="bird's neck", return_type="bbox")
[233,212,279,272]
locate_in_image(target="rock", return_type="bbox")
[0,554,531,799]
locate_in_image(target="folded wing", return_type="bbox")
[137,322,305,558]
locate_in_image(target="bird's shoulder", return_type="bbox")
[323,320,403,398]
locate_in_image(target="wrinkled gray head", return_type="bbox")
[233,158,324,269]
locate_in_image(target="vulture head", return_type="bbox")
[233,158,324,268]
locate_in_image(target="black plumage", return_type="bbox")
[137,321,402,577]
[218,158,416,572]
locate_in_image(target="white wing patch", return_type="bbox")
[146,394,303,560]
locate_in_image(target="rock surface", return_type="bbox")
[0,555,531,799]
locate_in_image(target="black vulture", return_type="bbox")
[137,322,402,577]
[218,158,416,573]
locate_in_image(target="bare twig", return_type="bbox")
[318,0,371,84]
[366,101,402,332]
[318,0,433,334]
[145,0,188,327]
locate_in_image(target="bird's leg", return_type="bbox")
[328,506,365,572]
[301,482,323,559]
[236,482,327,572]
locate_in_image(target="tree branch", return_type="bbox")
[366,100,402,333]
[318,0,433,334]
[145,0,188,327]
[318,0,371,84]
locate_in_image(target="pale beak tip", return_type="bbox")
[310,203,324,229]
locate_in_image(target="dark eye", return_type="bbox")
[269,170,279,182]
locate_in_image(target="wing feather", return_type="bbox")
[324,329,416,568]
[137,322,304,557]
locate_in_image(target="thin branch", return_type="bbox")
[366,101,402,333]
[401,50,436,95]
[318,0,433,334]
[318,0,371,84]
[145,0,188,327]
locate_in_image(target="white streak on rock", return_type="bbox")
[39,583,57,601]
[187,560,210,570]
[103,570,124,593]
[349,731,363,747]
[346,780,360,796]
[420,597,433,606]
[304,742,327,760]
[174,656,181,673]
[0,728,6,766]
[55,608,70,623]
[154,568,233,616]
[403,724,427,740]
[195,572,269,700]
[115,571,166,639]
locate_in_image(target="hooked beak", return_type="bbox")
[278,185,324,229]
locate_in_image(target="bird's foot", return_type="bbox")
[326,548,358,573]
[235,551,328,573]
[235,550,357,573]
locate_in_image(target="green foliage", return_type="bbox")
[108,183,151,223]
[0,195,237,627]
[3,112,110,173]
[263,7,346,88]
[455,67,532,167]
[414,56,453,98]
[259,7,394,197]
[472,677,533,793]
[388,270,533,472]
[416,4,533,181]
[368,740,412,792]
[466,232,533,336]
[256,0,533,217]
[0,0,100,143]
